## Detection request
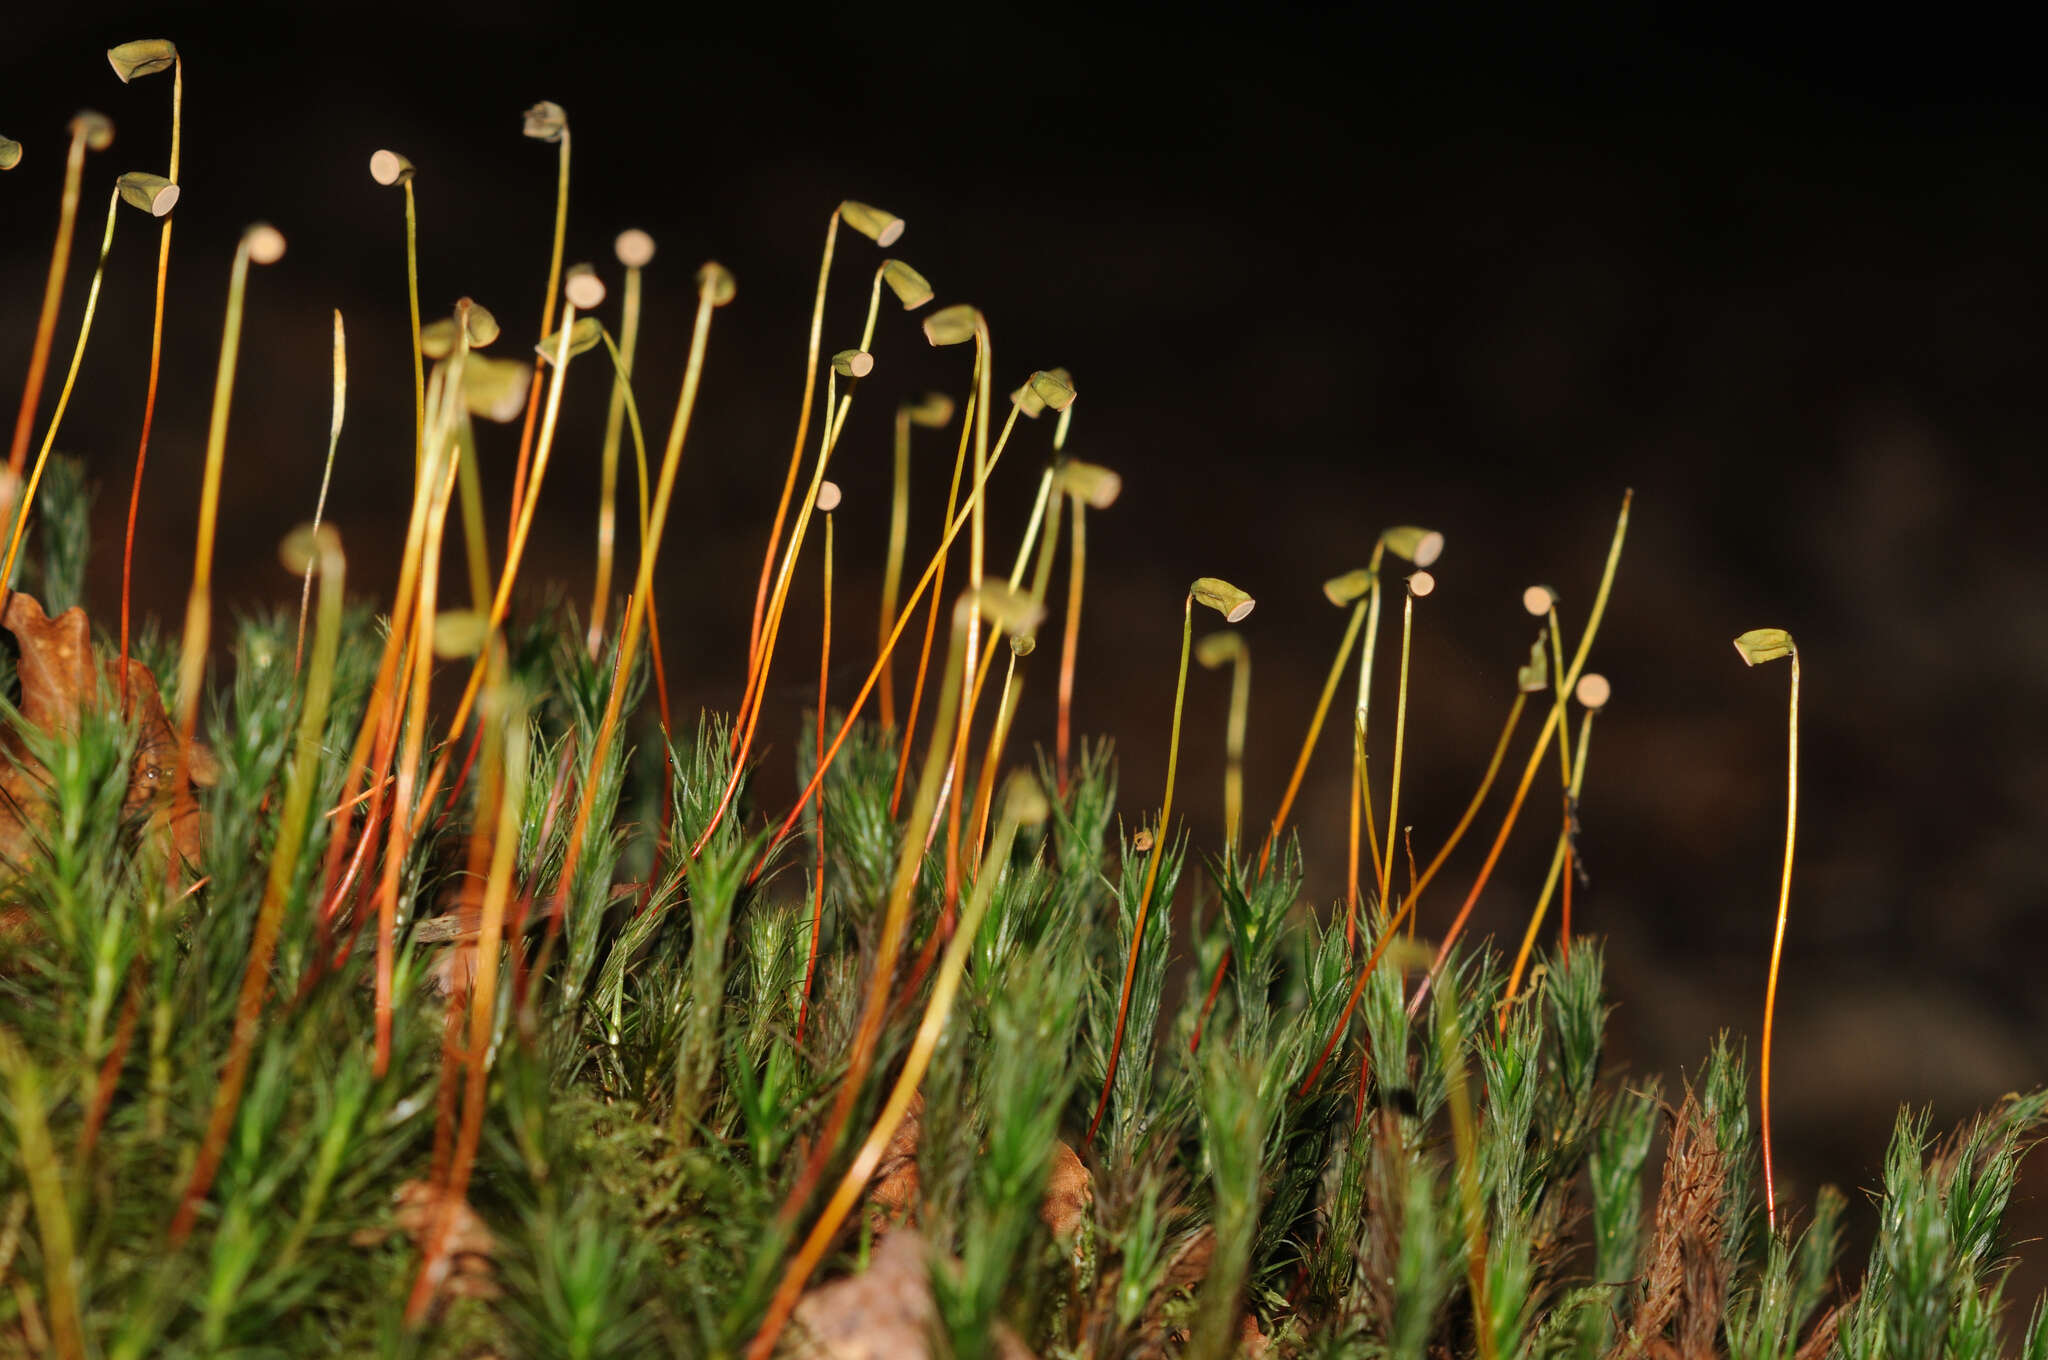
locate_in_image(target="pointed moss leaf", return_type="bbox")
[369,149,415,185]
[838,199,905,246]
[522,100,567,142]
[0,137,21,171]
[1195,630,1245,669]
[1323,567,1374,607]
[1733,627,1796,666]
[1055,459,1120,509]
[71,110,115,152]
[277,523,341,575]
[905,392,955,428]
[923,303,982,347]
[107,39,178,83]
[465,356,532,423]
[697,261,736,306]
[1516,635,1549,693]
[536,316,603,364]
[1192,577,1255,622]
[116,171,178,216]
[881,259,933,309]
[1382,524,1444,567]
[831,349,874,378]
[1001,770,1051,827]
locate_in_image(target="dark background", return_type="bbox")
[7,2,2046,1303]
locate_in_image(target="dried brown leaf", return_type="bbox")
[1616,1091,1726,1360]
[1039,1140,1093,1240]
[1,592,212,878]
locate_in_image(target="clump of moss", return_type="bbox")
[1,37,2043,1360]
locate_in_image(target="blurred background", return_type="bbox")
[7,1,2046,1303]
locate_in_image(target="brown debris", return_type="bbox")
[786,1229,1036,1360]
[0,591,215,879]
[1039,1140,1093,1240]
[866,1092,923,1227]
[1617,1091,1727,1360]
[1794,1296,1852,1360]
[859,1100,1092,1244]
[352,1178,499,1302]
[789,1229,933,1360]
[1162,1224,1217,1297]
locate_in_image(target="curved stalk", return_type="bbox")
[120,60,181,706]
[588,254,645,652]
[1,183,121,600]
[1087,593,1194,1147]
[7,115,100,481]
[505,118,571,540]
